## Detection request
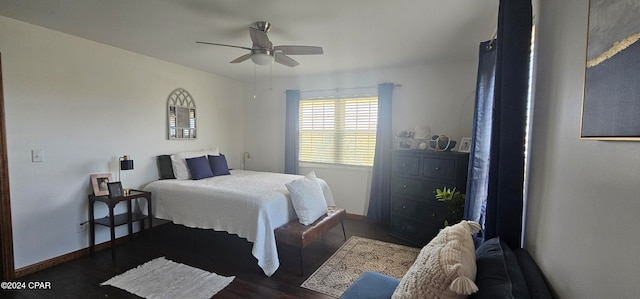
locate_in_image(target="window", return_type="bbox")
[299,96,378,166]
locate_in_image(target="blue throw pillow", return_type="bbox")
[185,156,214,180]
[208,154,230,176]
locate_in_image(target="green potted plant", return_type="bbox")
[435,187,465,227]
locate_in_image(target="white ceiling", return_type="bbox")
[0,0,499,83]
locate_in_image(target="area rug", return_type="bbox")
[101,257,235,299]
[301,236,420,298]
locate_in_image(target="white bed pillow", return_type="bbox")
[285,171,329,225]
[171,148,219,180]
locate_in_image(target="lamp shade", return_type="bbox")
[120,159,134,170]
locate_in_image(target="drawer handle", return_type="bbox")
[402,162,407,167]
[434,167,440,171]
[403,185,407,189]
[402,205,407,209]
[402,225,406,230]
[432,213,437,217]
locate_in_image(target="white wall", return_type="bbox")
[527,0,640,297]
[243,62,479,215]
[0,16,245,269]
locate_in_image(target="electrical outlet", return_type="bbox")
[77,222,87,233]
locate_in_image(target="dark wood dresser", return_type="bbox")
[389,150,469,246]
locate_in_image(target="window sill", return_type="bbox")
[299,162,373,172]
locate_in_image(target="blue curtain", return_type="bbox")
[367,83,394,224]
[465,0,531,249]
[284,90,300,174]
[464,40,496,246]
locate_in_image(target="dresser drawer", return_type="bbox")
[392,177,453,200]
[391,197,450,223]
[392,155,420,176]
[422,158,455,180]
[389,214,441,246]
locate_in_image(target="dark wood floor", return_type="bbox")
[4,218,416,298]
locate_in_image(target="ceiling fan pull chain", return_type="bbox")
[253,64,257,99]
[269,62,273,91]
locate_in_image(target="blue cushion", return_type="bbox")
[185,156,213,180]
[513,248,552,299]
[471,237,530,299]
[208,154,230,176]
[339,272,400,299]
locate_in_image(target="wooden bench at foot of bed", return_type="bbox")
[275,207,347,275]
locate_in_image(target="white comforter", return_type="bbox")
[141,170,335,276]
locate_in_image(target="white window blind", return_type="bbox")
[299,96,378,166]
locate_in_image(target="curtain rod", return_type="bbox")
[285,83,402,94]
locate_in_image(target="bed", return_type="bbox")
[141,169,335,276]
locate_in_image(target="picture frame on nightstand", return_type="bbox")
[107,182,123,198]
[90,173,112,196]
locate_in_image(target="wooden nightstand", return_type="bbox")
[88,189,152,260]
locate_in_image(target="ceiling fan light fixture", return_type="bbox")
[197,21,322,67]
[250,49,274,65]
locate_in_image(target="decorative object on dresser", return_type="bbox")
[396,130,414,149]
[429,134,457,152]
[389,150,469,246]
[459,137,472,153]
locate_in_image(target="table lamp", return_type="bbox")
[118,155,134,182]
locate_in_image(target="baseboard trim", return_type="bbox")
[345,213,367,221]
[15,233,136,278]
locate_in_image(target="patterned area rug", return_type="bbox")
[301,236,420,298]
[101,257,235,299]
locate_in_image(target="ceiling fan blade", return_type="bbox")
[275,53,299,67]
[230,53,252,63]
[274,45,323,55]
[249,27,273,49]
[196,41,252,51]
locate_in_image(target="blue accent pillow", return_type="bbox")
[208,154,230,176]
[471,237,530,299]
[185,156,214,180]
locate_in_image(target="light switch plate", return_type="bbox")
[32,149,43,162]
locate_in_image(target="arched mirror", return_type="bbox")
[167,88,196,139]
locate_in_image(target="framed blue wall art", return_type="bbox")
[581,0,640,140]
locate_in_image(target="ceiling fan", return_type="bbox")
[196,21,323,67]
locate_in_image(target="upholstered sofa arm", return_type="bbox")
[513,248,553,299]
[339,272,400,299]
